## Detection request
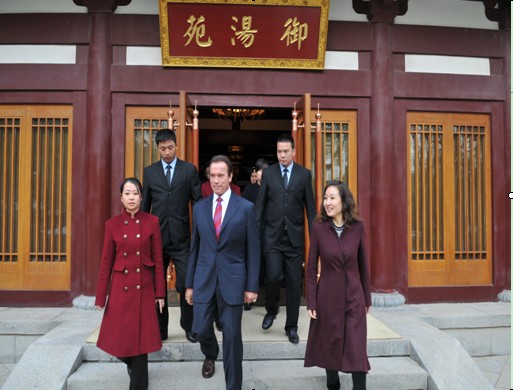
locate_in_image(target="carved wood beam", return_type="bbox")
[73,0,131,13]
[483,0,510,30]
[352,0,408,23]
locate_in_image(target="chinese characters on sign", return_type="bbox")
[159,0,329,69]
[183,15,212,47]
[280,17,308,50]
[184,14,309,51]
[231,16,258,48]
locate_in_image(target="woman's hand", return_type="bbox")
[95,305,104,311]
[308,309,317,319]
[156,299,165,313]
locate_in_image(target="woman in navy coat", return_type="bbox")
[95,178,165,390]
[304,180,371,390]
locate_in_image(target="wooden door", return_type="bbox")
[303,106,359,284]
[407,112,492,286]
[0,105,72,291]
[124,93,197,290]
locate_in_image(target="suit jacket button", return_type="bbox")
[124,286,128,291]
[124,220,128,225]
[124,269,128,274]
[123,234,127,239]
[123,252,128,257]
[136,234,140,238]
[136,268,140,273]
[136,285,141,289]
[136,251,140,256]
[136,220,140,224]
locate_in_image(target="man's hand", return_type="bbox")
[185,288,193,306]
[244,291,258,304]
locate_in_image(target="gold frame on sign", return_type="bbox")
[159,0,330,70]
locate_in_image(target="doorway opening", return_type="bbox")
[198,106,291,189]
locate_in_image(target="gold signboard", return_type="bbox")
[159,0,330,70]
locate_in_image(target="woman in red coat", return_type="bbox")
[95,178,165,390]
[304,180,371,390]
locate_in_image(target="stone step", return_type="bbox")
[67,357,428,390]
[82,337,410,362]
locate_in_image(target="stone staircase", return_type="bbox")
[69,336,428,390]
[2,302,509,390]
[65,305,429,390]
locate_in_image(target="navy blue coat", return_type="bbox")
[185,194,260,304]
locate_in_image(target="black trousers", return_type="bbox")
[119,354,148,390]
[264,233,303,332]
[157,246,193,339]
[326,369,366,390]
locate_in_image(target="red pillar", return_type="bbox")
[84,11,111,295]
[369,21,396,293]
[73,1,130,295]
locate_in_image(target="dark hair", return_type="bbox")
[209,155,233,175]
[277,133,294,149]
[155,129,177,146]
[315,180,360,226]
[254,158,269,172]
[120,177,143,195]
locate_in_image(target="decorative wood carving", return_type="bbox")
[352,0,408,23]
[72,0,131,13]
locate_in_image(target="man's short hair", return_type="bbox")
[155,129,177,145]
[277,133,294,149]
[209,155,233,175]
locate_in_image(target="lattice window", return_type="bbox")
[409,123,444,261]
[310,110,357,195]
[0,117,20,268]
[453,125,487,260]
[126,108,176,180]
[30,117,70,264]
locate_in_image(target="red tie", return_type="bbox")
[214,197,222,239]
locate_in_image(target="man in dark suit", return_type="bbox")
[185,155,260,390]
[255,133,316,344]
[141,129,201,342]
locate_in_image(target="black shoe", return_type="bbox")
[202,357,216,379]
[262,313,276,330]
[286,329,299,344]
[186,331,198,343]
[160,333,168,341]
[244,302,252,311]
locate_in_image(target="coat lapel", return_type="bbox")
[153,160,168,188]
[219,194,240,237]
[287,163,299,188]
[274,164,287,190]
[205,195,216,236]
[169,158,183,190]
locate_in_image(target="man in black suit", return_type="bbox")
[255,133,316,344]
[141,129,201,342]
